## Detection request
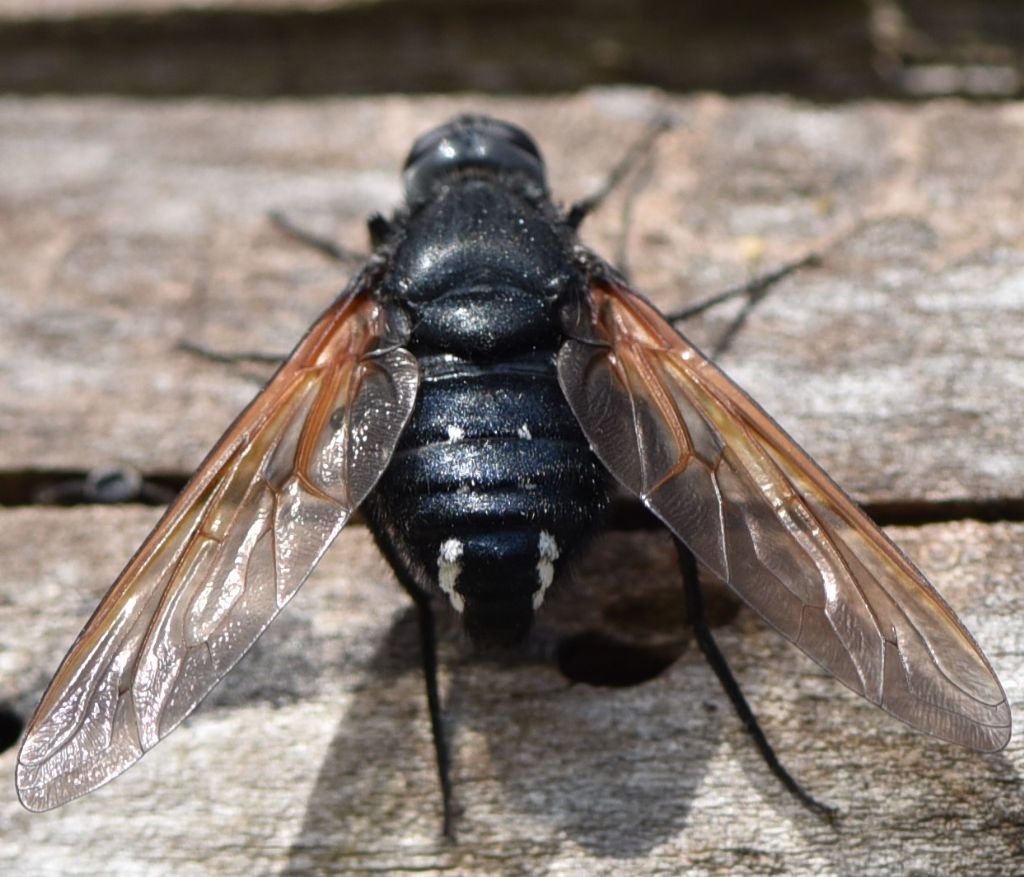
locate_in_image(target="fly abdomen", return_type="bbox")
[363,350,610,643]
[361,173,611,642]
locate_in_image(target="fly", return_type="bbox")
[16,116,1011,833]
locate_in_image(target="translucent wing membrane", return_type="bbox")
[17,282,418,811]
[558,271,1010,751]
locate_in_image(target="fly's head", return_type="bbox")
[402,115,548,206]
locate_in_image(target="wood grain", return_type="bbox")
[1,94,1022,875]
[3,94,1024,503]
[1,509,1021,875]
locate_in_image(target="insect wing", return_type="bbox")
[17,283,419,811]
[558,271,1010,751]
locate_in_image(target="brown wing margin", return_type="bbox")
[558,270,1010,752]
[16,276,419,811]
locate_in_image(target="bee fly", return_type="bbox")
[17,116,1010,830]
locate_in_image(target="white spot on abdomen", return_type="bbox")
[446,424,465,442]
[517,423,532,440]
[437,538,465,612]
[534,530,561,609]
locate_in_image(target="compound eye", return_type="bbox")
[403,115,547,203]
[473,117,542,162]
[404,116,541,168]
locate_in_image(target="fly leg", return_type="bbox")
[675,538,836,821]
[664,252,821,359]
[406,587,456,840]
[370,537,457,840]
[567,115,671,277]
[663,252,820,323]
[566,115,672,232]
[573,116,823,354]
[177,340,285,366]
[268,209,369,266]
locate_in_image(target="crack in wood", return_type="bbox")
[3,469,1023,529]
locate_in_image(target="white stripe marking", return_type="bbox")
[534,530,560,609]
[437,538,465,612]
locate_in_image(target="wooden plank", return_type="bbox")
[0,508,1021,875]
[0,0,346,16]
[0,2,876,98]
[1,1,1022,100]
[2,94,1024,503]
[2,93,1023,874]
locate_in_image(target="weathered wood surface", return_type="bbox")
[1,512,1022,876]
[2,93,1024,502]
[1,94,1023,874]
